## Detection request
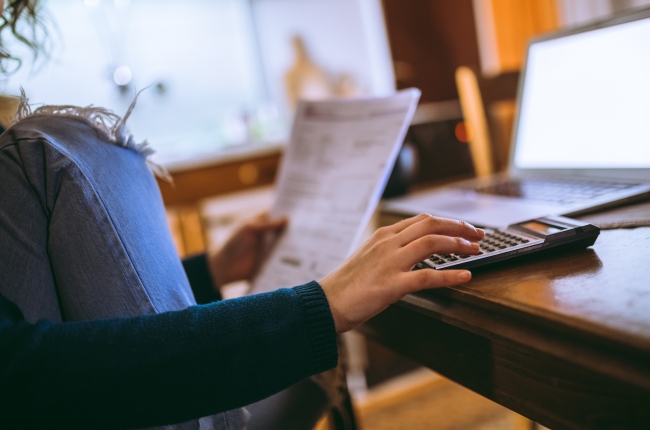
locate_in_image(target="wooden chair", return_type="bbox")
[455,66,520,177]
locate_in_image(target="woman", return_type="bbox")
[0,1,483,428]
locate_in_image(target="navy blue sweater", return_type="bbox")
[0,254,338,429]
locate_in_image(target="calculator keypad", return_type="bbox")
[427,229,535,267]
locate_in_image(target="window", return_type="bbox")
[2,0,394,168]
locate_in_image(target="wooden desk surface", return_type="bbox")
[359,227,650,429]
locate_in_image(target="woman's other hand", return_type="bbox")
[208,213,287,289]
[319,214,484,333]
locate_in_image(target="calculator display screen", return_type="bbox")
[520,221,565,234]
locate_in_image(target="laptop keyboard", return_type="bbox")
[473,179,637,204]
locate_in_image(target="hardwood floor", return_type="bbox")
[358,369,521,430]
[316,368,533,430]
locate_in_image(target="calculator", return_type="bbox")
[415,215,600,271]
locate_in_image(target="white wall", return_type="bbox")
[251,0,395,112]
[1,0,395,166]
[2,0,267,165]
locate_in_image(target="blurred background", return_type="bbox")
[4,1,649,429]
[3,0,649,171]
[1,0,394,168]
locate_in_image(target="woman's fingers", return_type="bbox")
[381,213,431,235]
[400,268,472,295]
[397,234,480,267]
[319,214,484,333]
[395,215,484,247]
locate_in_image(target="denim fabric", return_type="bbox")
[0,115,246,430]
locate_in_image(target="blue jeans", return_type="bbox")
[0,115,197,323]
[0,113,326,429]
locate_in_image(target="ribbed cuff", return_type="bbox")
[293,281,339,374]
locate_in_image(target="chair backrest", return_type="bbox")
[455,66,520,176]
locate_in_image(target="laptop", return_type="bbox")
[383,7,650,228]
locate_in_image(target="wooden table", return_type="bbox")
[358,227,650,429]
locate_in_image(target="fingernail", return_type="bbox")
[470,243,480,251]
[457,271,471,282]
[476,228,485,236]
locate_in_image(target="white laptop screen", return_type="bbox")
[513,16,650,170]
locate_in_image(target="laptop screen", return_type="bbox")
[513,15,650,170]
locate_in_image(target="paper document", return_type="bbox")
[250,89,421,294]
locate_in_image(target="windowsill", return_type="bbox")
[154,140,286,174]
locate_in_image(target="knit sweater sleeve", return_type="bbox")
[0,281,338,429]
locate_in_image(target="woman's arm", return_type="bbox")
[183,214,287,305]
[0,282,336,429]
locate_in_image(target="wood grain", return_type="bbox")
[359,228,650,429]
[381,0,481,103]
[157,152,281,206]
[443,228,650,351]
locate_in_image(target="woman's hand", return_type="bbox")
[208,213,287,289]
[319,214,484,333]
